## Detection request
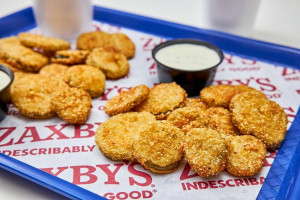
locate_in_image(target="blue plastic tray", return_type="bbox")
[0,6,299,200]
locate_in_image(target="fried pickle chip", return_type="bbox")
[76,31,135,59]
[39,64,69,80]
[205,107,240,140]
[183,98,207,110]
[135,82,187,119]
[64,65,106,98]
[200,85,265,108]
[52,87,92,124]
[0,72,34,103]
[133,120,184,173]
[86,47,130,79]
[11,74,68,119]
[167,107,207,134]
[230,92,288,149]
[110,33,135,59]
[226,135,267,176]
[95,112,157,161]
[0,43,49,72]
[18,32,70,52]
[0,36,21,45]
[76,31,111,50]
[104,85,150,116]
[0,59,22,73]
[183,128,227,177]
[51,50,90,65]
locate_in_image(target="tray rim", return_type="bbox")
[0,5,300,200]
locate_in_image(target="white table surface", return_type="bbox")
[0,0,299,199]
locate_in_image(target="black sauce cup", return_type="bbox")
[152,39,224,97]
[0,64,14,121]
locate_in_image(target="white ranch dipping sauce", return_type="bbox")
[0,70,11,91]
[155,43,220,71]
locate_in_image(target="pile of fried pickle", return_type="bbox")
[96,83,288,177]
[0,31,135,124]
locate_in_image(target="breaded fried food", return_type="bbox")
[86,47,130,79]
[135,82,187,119]
[18,32,70,52]
[51,87,92,124]
[133,120,184,173]
[51,50,90,65]
[0,43,49,72]
[0,59,22,72]
[39,64,69,80]
[11,74,68,119]
[0,36,20,45]
[77,31,111,50]
[230,92,288,149]
[104,85,150,116]
[200,85,264,108]
[0,72,34,103]
[64,65,106,98]
[206,107,240,140]
[183,98,207,110]
[167,107,207,133]
[76,31,135,59]
[110,33,135,59]
[95,112,157,161]
[183,128,227,177]
[226,135,267,176]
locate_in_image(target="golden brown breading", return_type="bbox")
[200,85,265,108]
[64,65,106,98]
[104,85,150,116]
[133,120,184,173]
[167,107,207,134]
[76,31,111,51]
[85,47,130,79]
[0,36,20,45]
[76,31,135,59]
[110,33,135,59]
[51,50,90,65]
[226,135,267,176]
[95,112,157,162]
[11,74,68,119]
[0,59,22,72]
[183,128,227,177]
[0,72,34,103]
[205,107,240,139]
[0,43,49,72]
[51,87,92,124]
[39,64,69,80]
[18,32,70,52]
[183,98,207,110]
[135,82,187,119]
[230,92,288,149]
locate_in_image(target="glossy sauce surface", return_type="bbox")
[0,70,11,91]
[155,43,220,71]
